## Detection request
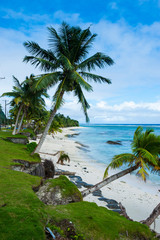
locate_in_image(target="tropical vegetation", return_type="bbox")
[2,75,49,135]
[23,22,114,154]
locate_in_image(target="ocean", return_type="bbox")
[74,124,160,185]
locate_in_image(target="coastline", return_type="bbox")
[35,127,160,233]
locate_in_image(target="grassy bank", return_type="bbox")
[0,130,157,239]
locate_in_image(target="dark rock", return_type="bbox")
[112,209,122,213]
[106,140,122,145]
[107,203,121,210]
[12,159,45,177]
[43,160,55,179]
[69,175,82,181]
[7,137,29,145]
[92,189,102,197]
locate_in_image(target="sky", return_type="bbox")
[0,0,160,124]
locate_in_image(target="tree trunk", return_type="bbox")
[141,203,160,226]
[81,165,139,198]
[31,106,57,155]
[12,104,23,135]
[16,110,25,134]
[32,91,64,155]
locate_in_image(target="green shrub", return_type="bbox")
[26,142,37,153]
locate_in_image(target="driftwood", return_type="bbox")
[119,202,133,221]
[141,203,160,226]
[55,171,76,176]
[39,152,59,156]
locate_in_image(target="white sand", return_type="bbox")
[34,127,160,233]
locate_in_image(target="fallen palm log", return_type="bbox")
[141,203,160,226]
[39,151,59,156]
[55,170,76,176]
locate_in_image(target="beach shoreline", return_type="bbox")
[34,127,160,233]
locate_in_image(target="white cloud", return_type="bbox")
[1,11,160,123]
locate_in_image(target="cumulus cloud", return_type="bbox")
[1,10,160,123]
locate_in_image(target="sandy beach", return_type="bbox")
[34,127,160,233]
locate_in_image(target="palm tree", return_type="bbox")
[23,22,114,154]
[2,75,48,134]
[2,76,25,134]
[82,126,160,197]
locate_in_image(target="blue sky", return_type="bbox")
[0,0,160,123]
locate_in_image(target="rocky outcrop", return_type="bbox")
[12,159,55,179]
[13,159,45,177]
[36,175,82,205]
[106,140,122,145]
[7,137,29,145]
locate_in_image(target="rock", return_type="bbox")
[12,159,45,177]
[36,175,82,205]
[43,160,55,179]
[107,203,121,210]
[92,189,102,197]
[7,137,29,145]
[106,140,122,145]
[69,175,82,181]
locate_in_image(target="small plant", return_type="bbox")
[56,151,70,165]
[71,233,85,240]
[26,142,37,153]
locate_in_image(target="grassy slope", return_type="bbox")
[0,130,157,240]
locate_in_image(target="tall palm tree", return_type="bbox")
[82,126,160,197]
[2,75,48,134]
[23,22,114,154]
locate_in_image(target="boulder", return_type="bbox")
[43,160,55,179]
[106,140,122,145]
[36,175,82,205]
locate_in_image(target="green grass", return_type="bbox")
[0,130,158,240]
[47,202,156,240]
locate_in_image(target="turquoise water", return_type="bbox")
[75,124,160,185]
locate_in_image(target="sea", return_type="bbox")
[74,124,160,186]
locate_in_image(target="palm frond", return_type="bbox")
[74,84,90,122]
[23,56,59,71]
[12,76,22,89]
[74,71,93,92]
[34,72,62,90]
[79,72,111,84]
[78,52,114,71]
[137,148,158,166]
[103,153,136,179]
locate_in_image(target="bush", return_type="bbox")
[26,142,37,153]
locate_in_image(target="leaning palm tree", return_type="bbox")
[23,22,114,154]
[82,126,160,197]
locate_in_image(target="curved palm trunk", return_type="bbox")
[31,106,57,155]
[32,91,64,155]
[141,203,160,227]
[16,110,25,134]
[81,164,139,198]
[12,104,23,135]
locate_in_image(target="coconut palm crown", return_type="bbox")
[104,126,160,181]
[23,22,114,153]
